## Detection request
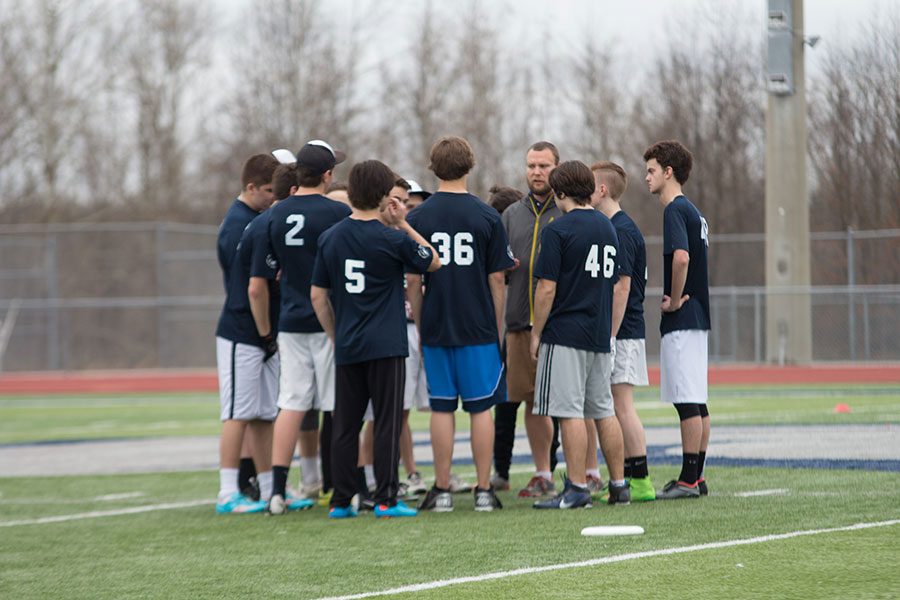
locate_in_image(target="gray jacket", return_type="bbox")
[501,194,563,332]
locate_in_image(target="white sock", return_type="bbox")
[536,471,552,481]
[586,469,601,479]
[572,481,587,489]
[219,468,239,498]
[299,457,319,486]
[257,470,273,501]
[611,479,626,487]
[364,464,376,489]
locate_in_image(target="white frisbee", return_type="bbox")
[581,525,645,536]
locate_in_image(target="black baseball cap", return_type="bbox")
[295,140,346,174]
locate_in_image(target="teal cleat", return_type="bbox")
[328,505,359,519]
[285,490,315,511]
[216,492,267,515]
[374,500,418,518]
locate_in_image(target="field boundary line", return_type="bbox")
[315,519,900,600]
[0,499,212,527]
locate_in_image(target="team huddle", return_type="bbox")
[214,135,711,518]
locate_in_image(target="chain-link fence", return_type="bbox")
[1,223,898,371]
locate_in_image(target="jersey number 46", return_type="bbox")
[585,244,616,279]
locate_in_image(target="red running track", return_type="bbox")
[0,364,898,395]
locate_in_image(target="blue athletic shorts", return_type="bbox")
[422,343,507,413]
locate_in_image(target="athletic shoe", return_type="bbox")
[299,481,322,500]
[533,481,592,510]
[317,490,333,508]
[628,476,656,502]
[405,471,428,496]
[285,490,315,511]
[216,491,267,515]
[518,475,556,498]
[607,481,631,505]
[374,500,418,518]
[474,487,503,512]
[358,497,376,512]
[418,487,453,512]
[490,474,510,491]
[328,505,358,519]
[241,476,260,502]
[698,477,708,496]
[586,473,605,494]
[449,473,473,494]
[657,479,701,499]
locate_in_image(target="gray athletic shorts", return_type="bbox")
[611,338,650,386]
[533,343,615,419]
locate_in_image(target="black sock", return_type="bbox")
[238,458,257,492]
[679,453,699,485]
[632,455,649,479]
[698,451,706,479]
[272,465,289,497]
[623,457,634,479]
[321,411,333,493]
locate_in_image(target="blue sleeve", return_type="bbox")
[388,228,433,274]
[485,215,515,274]
[533,226,562,282]
[616,227,635,278]
[663,204,689,253]
[311,242,332,289]
[248,219,278,279]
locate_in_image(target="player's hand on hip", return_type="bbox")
[661,294,690,313]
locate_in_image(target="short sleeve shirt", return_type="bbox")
[215,199,263,345]
[268,194,351,333]
[405,192,514,346]
[311,219,433,365]
[610,210,647,340]
[661,195,711,335]
[533,209,619,353]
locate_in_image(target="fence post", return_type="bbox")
[46,234,61,370]
[862,294,870,360]
[754,289,762,363]
[847,227,856,360]
[156,223,166,368]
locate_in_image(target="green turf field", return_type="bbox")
[1,467,898,599]
[1,384,898,444]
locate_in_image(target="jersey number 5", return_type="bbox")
[285,215,305,246]
[344,259,365,293]
[585,244,616,279]
[431,232,474,266]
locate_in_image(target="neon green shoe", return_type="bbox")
[317,490,333,508]
[629,476,657,502]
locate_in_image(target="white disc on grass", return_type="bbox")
[581,525,645,536]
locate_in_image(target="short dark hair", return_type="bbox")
[528,141,559,165]
[393,176,410,190]
[272,163,299,200]
[429,136,475,181]
[590,161,628,200]
[241,154,279,190]
[548,161,595,206]
[325,181,348,194]
[643,140,693,185]
[488,185,522,214]
[348,160,395,210]
[296,164,326,188]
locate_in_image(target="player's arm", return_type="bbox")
[407,274,424,333]
[248,277,271,337]
[488,271,506,345]
[662,250,690,313]
[386,200,441,272]
[310,285,336,342]
[530,278,556,360]
[612,275,630,337]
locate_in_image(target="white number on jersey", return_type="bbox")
[585,244,617,279]
[700,216,709,247]
[430,232,474,266]
[285,214,305,246]
[344,259,365,293]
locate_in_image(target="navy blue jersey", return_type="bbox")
[406,192,514,346]
[215,200,269,346]
[246,209,281,334]
[268,194,351,333]
[311,219,433,365]
[661,195,711,335]
[534,209,619,353]
[611,210,647,340]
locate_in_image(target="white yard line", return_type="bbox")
[0,499,212,527]
[94,492,146,501]
[315,519,900,600]
[734,488,790,497]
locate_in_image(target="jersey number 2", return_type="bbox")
[285,215,305,246]
[585,244,616,279]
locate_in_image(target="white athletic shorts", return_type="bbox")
[660,329,709,404]
[611,338,650,386]
[277,331,335,412]
[533,343,615,420]
[216,337,279,422]
[405,323,429,411]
